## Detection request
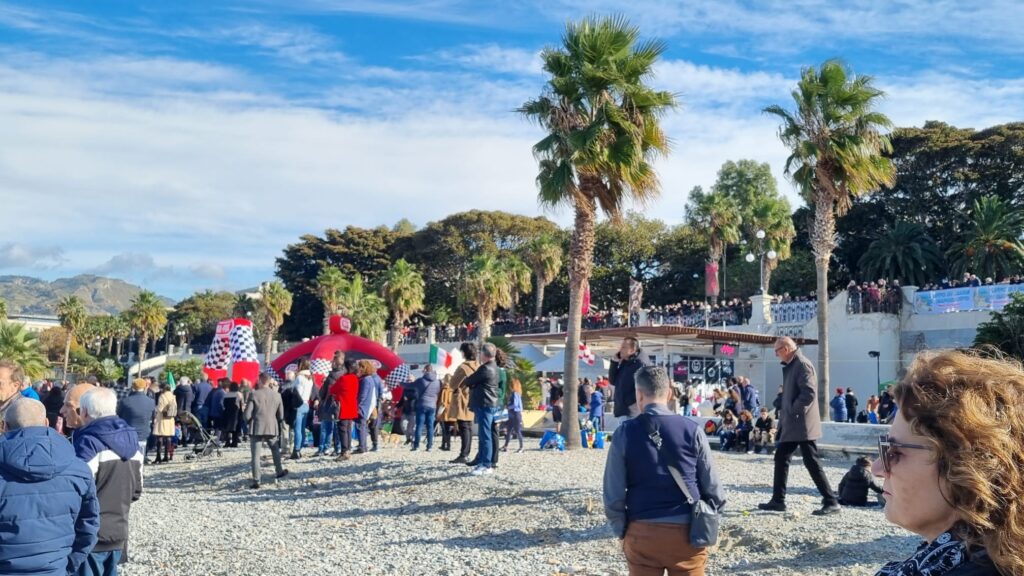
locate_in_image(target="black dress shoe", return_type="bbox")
[757,501,787,512]
[276,469,290,479]
[465,459,480,467]
[812,503,841,516]
[249,482,260,489]
[450,456,467,464]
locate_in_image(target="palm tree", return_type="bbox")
[974,293,1024,360]
[521,236,563,317]
[0,321,49,379]
[765,59,896,417]
[337,274,388,341]
[519,16,676,448]
[685,187,742,301]
[315,267,346,335]
[381,259,426,352]
[56,295,87,379]
[858,221,944,286]
[111,314,131,358]
[500,255,533,311]
[126,291,168,370]
[254,281,293,364]
[947,196,1024,280]
[461,255,515,342]
[744,195,796,294]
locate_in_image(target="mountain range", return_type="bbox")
[0,275,175,316]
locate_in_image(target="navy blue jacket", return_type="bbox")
[209,387,226,418]
[740,384,759,413]
[609,353,645,417]
[192,381,213,412]
[0,426,99,575]
[413,373,441,411]
[117,391,156,438]
[73,417,143,551]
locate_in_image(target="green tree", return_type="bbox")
[94,358,123,383]
[461,255,515,342]
[947,196,1024,280]
[765,59,896,417]
[169,290,236,345]
[381,259,426,352]
[519,15,676,448]
[162,358,205,384]
[521,235,563,318]
[110,314,131,358]
[713,160,796,295]
[858,221,945,286]
[974,293,1024,360]
[56,295,87,379]
[0,321,49,379]
[0,297,6,321]
[126,290,168,368]
[685,187,742,301]
[254,281,293,363]
[338,274,388,341]
[315,267,346,335]
[500,255,533,312]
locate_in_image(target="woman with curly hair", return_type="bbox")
[873,350,1024,576]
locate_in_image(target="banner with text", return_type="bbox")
[913,285,1024,314]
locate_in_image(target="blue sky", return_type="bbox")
[1,0,1022,302]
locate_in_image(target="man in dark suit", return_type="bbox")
[464,343,500,476]
[758,337,840,516]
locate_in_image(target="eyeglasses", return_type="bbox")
[877,434,930,474]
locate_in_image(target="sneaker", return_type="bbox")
[812,503,841,516]
[470,465,493,476]
[249,482,260,490]
[371,446,379,452]
[335,453,351,462]
[410,446,418,451]
[275,469,290,480]
[515,447,523,454]
[425,448,431,452]
[757,501,787,512]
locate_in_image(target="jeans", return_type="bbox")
[358,414,379,452]
[77,549,122,576]
[293,404,309,452]
[475,407,497,468]
[503,410,523,450]
[414,407,436,450]
[250,435,284,484]
[319,419,336,453]
[772,440,838,505]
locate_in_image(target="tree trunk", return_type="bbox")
[762,258,775,296]
[811,197,836,421]
[390,325,400,353]
[62,332,72,380]
[116,338,123,358]
[479,307,493,343]
[106,336,114,355]
[561,196,597,451]
[264,331,273,365]
[534,278,546,318]
[323,305,332,335]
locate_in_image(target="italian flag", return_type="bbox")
[429,344,453,369]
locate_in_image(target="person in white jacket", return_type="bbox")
[291,359,315,459]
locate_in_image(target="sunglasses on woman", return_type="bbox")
[877,434,930,473]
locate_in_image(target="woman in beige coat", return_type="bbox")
[153,382,177,464]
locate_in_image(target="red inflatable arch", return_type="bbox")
[269,315,403,387]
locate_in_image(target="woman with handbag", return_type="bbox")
[152,382,177,464]
[603,366,725,576]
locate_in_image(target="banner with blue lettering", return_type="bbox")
[913,285,1024,314]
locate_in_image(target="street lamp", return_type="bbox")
[868,350,880,391]
[745,229,778,294]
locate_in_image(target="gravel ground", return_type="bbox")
[121,439,917,576]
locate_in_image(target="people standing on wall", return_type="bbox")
[844,387,858,423]
[758,337,840,516]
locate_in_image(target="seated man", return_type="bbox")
[752,407,775,454]
[0,398,99,575]
[838,456,885,507]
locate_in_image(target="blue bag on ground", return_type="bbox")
[540,430,565,451]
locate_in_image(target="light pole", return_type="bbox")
[868,350,880,392]
[745,229,778,295]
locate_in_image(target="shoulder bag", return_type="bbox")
[639,414,720,548]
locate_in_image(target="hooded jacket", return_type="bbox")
[72,416,143,551]
[413,372,441,411]
[0,426,99,576]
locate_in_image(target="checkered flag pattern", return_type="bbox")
[265,367,284,386]
[204,334,231,371]
[229,324,259,362]
[385,363,410,389]
[310,358,332,377]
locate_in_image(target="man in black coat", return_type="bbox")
[464,343,500,476]
[844,388,858,424]
[173,377,194,444]
[609,337,644,418]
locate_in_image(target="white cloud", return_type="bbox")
[430,44,543,76]
[0,243,65,269]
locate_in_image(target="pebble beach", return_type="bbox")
[122,441,917,576]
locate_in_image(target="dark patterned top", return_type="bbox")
[876,532,997,576]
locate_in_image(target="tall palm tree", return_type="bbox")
[859,221,944,286]
[315,267,346,335]
[381,259,426,352]
[0,321,49,379]
[337,274,388,341]
[111,314,131,357]
[500,255,533,312]
[56,295,87,379]
[126,291,168,370]
[765,59,896,417]
[519,16,676,449]
[685,187,742,301]
[521,236,563,317]
[744,195,796,294]
[461,255,515,342]
[947,196,1024,280]
[254,281,293,364]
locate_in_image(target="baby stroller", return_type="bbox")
[181,411,223,460]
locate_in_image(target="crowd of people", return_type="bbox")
[918,272,1024,292]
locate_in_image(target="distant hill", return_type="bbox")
[0,275,175,315]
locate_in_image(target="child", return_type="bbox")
[753,407,775,454]
[838,456,885,506]
[717,411,737,451]
[735,410,754,453]
[588,384,604,432]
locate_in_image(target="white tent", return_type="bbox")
[534,348,609,379]
[513,344,550,365]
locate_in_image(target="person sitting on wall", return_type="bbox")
[752,407,775,454]
[716,410,737,451]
